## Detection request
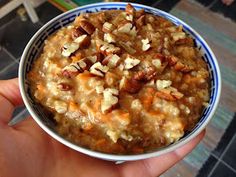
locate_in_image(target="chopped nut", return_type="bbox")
[79,20,95,35]
[133,66,157,81]
[106,130,119,143]
[95,85,104,94]
[136,15,145,28]
[62,56,100,77]
[99,42,121,56]
[165,55,178,66]
[101,88,119,113]
[136,9,145,18]
[174,61,194,73]
[61,42,79,57]
[124,56,140,69]
[141,38,151,51]
[152,59,161,69]
[102,22,114,33]
[125,3,135,15]
[90,62,109,77]
[171,90,184,99]
[155,85,184,101]
[104,33,115,43]
[119,77,142,94]
[117,22,137,36]
[102,54,120,68]
[155,90,176,101]
[74,34,90,48]
[171,32,186,42]
[175,37,194,46]
[156,80,172,90]
[71,26,86,39]
[57,83,72,91]
[126,14,133,21]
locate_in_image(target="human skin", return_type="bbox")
[0,78,205,177]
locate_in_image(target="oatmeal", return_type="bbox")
[28,4,210,154]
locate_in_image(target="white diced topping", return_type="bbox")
[102,22,114,32]
[87,55,97,63]
[141,38,151,51]
[95,85,104,94]
[104,33,115,43]
[106,130,119,143]
[106,54,120,68]
[90,62,109,77]
[126,14,133,21]
[152,59,162,68]
[101,88,119,114]
[61,42,79,57]
[117,23,137,36]
[171,32,186,41]
[74,34,87,44]
[124,56,140,69]
[156,80,172,90]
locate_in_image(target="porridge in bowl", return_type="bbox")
[28,4,210,154]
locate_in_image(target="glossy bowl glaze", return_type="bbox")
[19,2,221,161]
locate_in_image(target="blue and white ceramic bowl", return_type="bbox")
[19,2,221,161]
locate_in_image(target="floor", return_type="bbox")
[0,0,235,176]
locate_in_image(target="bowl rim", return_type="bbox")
[19,2,222,161]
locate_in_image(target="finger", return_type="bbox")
[119,130,205,177]
[0,78,23,124]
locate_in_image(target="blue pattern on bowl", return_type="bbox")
[19,2,221,161]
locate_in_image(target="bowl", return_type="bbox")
[19,2,221,161]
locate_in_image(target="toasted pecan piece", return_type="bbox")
[126,3,135,16]
[136,15,145,28]
[71,27,86,39]
[120,77,142,94]
[174,61,194,73]
[155,91,176,101]
[134,66,157,81]
[79,20,95,35]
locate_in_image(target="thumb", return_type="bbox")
[0,78,23,124]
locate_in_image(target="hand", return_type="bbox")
[0,78,205,177]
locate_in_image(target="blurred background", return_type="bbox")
[0,0,235,176]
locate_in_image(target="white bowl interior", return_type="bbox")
[19,2,221,161]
